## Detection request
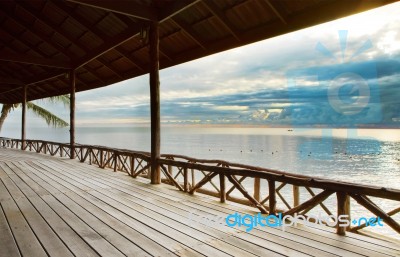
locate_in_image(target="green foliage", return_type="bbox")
[0,95,70,132]
[26,102,69,127]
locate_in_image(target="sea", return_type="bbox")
[2,126,400,238]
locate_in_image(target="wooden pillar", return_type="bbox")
[268,180,276,215]
[149,21,161,184]
[21,86,27,150]
[336,192,349,235]
[293,185,300,207]
[254,178,261,201]
[219,173,226,203]
[69,70,76,159]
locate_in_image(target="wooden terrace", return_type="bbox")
[1,140,400,257]
[1,1,400,256]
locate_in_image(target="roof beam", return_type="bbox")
[17,1,88,53]
[25,72,66,86]
[74,28,140,68]
[171,18,207,50]
[51,3,146,72]
[202,0,241,41]
[0,77,23,85]
[114,46,145,72]
[0,52,71,69]
[159,0,201,22]
[261,0,287,24]
[66,0,158,21]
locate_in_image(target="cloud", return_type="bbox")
[3,3,398,129]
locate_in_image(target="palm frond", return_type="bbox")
[2,103,21,112]
[27,102,69,127]
[37,94,70,108]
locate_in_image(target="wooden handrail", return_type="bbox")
[1,137,399,237]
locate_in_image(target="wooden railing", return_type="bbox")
[1,137,399,238]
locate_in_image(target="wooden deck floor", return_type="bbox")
[0,148,399,257]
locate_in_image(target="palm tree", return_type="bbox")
[0,95,70,133]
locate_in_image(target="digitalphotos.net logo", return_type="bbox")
[286,30,382,158]
[187,211,383,233]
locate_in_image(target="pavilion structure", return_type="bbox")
[1,2,400,256]
[0,0,397,183]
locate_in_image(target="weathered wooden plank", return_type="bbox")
[1,200,47,257]
[31,162,232,257]
[32,161,346,257]
[0,205,21,257]
[14,197,74,257]
[58,161,400,256]
[41,194,125,257]
[28,196,100,257]
[21,161,192,254]
[11,156,400,256]
[8,162,131,256]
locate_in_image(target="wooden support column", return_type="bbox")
[149,21,161,184]
[268,180,276,215]
[21,85,27,150]
[336,192,350,235]
[219,173,226,203]
[69,70,76,159]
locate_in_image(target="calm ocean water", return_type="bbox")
[2,126,400,237]
[5,126,400,189]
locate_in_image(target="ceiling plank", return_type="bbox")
[17,1,89,53]
[0,77,23,85]
[202,0,241,41]
[261,0,287,24]
[65,0,158,21]
[171,18,207,50]
[51,3,145,72]
[0,10,72,58]
[0,52,71,69]
[158,0,201,22]
[74,27,141,68]
[25,71,66,86]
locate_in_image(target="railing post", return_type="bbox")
[100,149,104,168]
[293,185,300,207]
[219,173,226,203]
[168,164,172,176]
[268,180,276,215]
[130,156,135,176]
[254,177,261,201]
[336,192,350,235]
[184,167,188,192]
[113,152,118,172]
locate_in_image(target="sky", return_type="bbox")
[2,2,400,129]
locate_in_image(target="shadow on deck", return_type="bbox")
[0,148,399,257]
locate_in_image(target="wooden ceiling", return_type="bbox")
[0,0,397,104]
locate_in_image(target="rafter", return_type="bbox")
[159,0,201,22]
[114,46,145,72]
[51,1,106,42]
[0,51,71,69]
[52,3,145,72]
[261,0,287,24]
[66,0,158,21]
[0,77,23,85]
[74,27,141,68]
[25,71,66,86]
[202,0,241,41]
[17,1,88,53]
[0,8,72,58]
[171,18,207,50]
[82,65,106,83]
